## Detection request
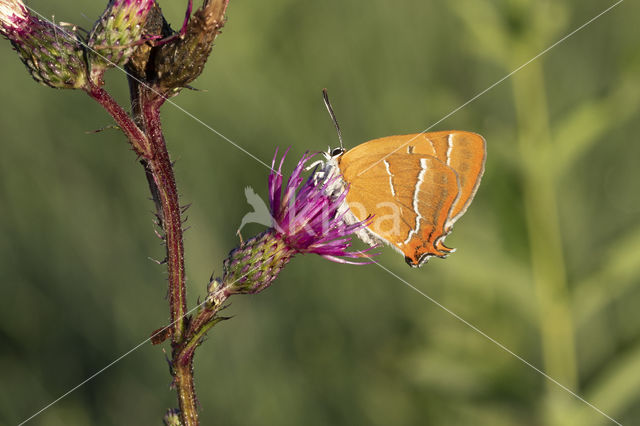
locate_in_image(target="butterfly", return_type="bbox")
[314,91,486,267]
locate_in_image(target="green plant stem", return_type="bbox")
[511,61,578,394]
[174,360,199,426]
[180,288,229,365]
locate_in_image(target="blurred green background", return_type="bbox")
[1,0,639,424]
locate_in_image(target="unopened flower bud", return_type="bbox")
[206,277,222,294]
[87,0,155,82]
[0,0,87,89]
[163,409,181,426]
[153,0,229,93]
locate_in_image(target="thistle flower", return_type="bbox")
[222,149,375,295]
[87,0,156,82]
[0,0,87,89]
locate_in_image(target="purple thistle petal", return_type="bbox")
[268,147,289,226]
[266,148,379,264]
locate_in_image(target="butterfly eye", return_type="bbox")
[331,147,345,157]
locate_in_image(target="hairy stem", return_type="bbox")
[88,1,233,422]
[85,82,150,158]
[88,81,195,423]
[139,91,188,342]
[174,361,199,426]
[137,88,199,425]
[180,289,228,365]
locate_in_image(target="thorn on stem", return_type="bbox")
[148,256,168,265]
[183,85,207,92]
[85,124,121,134]
[154,228,166,240]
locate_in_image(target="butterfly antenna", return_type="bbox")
[322,88,344,150]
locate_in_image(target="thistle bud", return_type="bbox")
[163,409,181,426]
[0,0,87,89]
[87,0,155,82]
[153,0,229,94]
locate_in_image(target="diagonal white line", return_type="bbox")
[17,328,179,425]
[356,0,624,177]
[25,5,276,173]
[17,276,237,425]
[371,259,622,426]
[17,317,190,424]
[16,298,206,425]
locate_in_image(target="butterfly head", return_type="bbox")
[330,146,345,158]
[313,147,345,195]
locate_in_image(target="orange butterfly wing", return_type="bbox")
[339,153,460,266]
[338,131,486,267]
[342,131,486,230]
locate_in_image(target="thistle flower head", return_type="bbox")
[268,149,374,262]
[87,0,156,81]
[222,149,374,295]
[0,0,87,89]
